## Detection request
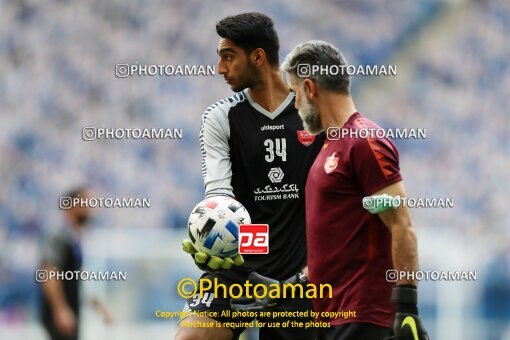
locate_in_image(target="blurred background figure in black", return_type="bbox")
[39,187,112,340]
[481,248,510,340]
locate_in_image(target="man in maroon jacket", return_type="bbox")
[282,40,429,340]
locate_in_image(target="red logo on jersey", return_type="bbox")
[239,224,269,254]
[297,130,315,146]
[324,152,339,174]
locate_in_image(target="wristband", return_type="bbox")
[391,285,418,315]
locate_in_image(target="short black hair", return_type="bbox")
[216,12,280,67]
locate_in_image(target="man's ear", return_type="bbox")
[250,48,266,67]
[303,79,316,100]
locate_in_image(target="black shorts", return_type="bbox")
[180,272,315,340]
[316,322,389,340]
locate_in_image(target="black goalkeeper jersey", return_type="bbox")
[200,89,323,281]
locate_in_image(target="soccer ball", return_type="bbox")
[188,196,251,258]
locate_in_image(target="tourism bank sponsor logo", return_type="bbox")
[253,184,300,201]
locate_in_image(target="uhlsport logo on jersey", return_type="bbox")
[239,224,269,254]
[297,130,315,146]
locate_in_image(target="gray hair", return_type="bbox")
[281,40,351,94]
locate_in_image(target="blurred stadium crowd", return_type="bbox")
[0,0,509,339]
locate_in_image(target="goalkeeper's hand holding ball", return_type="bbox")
[182,239,244,272]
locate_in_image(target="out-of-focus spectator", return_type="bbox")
[39,187,112,340]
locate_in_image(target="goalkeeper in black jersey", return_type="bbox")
[175,12,323,340]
